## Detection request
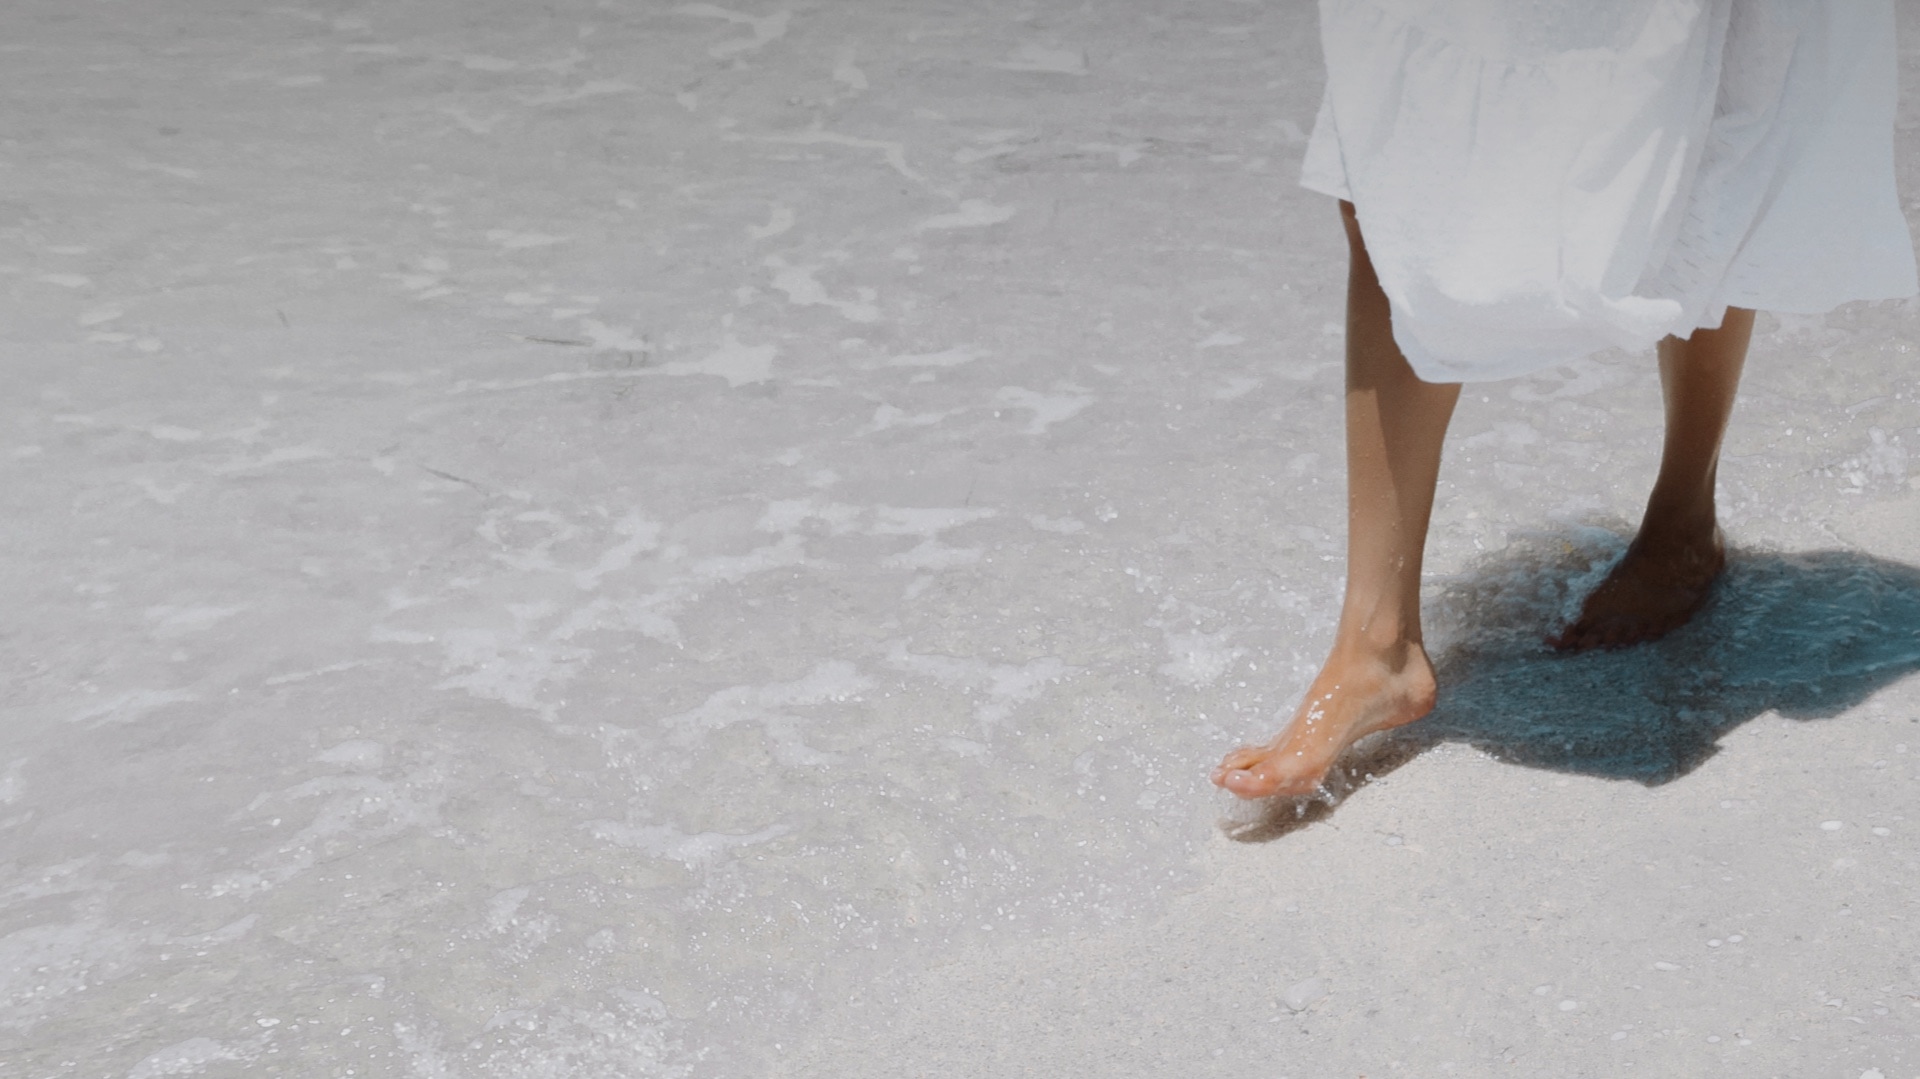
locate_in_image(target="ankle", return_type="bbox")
[1327,627,1429,673]
[1634,506,1721,552]
[1641,481,1719,537]
[1318,636,1438,716]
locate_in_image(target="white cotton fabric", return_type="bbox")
[1301,0,1919,383]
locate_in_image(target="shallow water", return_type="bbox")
[3,1,1918,1076]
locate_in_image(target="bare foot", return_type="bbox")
[1548,524,1725,652]
[1211,644,1437,799]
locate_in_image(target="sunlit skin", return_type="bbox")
[1213,202,1753,799]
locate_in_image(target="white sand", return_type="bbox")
[2,1,1918,1076]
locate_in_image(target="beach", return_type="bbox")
[3,1,1918,1075]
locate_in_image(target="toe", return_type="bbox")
[1216,745,1266,773]
[1222,764,1279,800]
[1549,622,1593,653]
[1548,621,1589,651]
[1212,747,1265,789]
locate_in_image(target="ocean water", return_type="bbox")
[3,1,1917,1076]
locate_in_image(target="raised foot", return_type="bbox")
[1211,646,1437,800]
[1548,525,1726,653]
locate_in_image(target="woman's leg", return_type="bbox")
[1213,202,1460,799]
[1549,307,1755,651]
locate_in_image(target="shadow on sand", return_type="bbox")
[1225,526,1920,842]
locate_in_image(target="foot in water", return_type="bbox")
[1212,643,1437,800]
[1549,523,1726,652]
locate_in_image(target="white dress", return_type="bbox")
[1302,0,1919,383]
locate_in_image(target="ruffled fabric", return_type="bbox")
[1302,0,1917,383]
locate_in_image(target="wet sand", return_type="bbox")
[3,1,1918,1075]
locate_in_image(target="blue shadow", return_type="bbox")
[1225,529,1920,840]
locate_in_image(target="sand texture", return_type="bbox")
[2,1,1918,1076]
